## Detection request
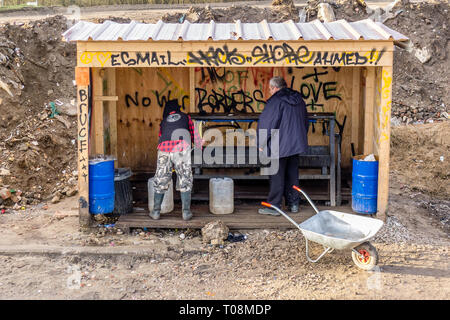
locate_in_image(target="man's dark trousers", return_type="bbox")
[267,154,300,208]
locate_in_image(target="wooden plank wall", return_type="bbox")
[113,66,361,170]
[115,67,190,170]
[194,66,357,168]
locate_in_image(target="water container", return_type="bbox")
[148,177,174,214]
[352,155,379,214]
[209,177,234,214]
[89,156,115,214]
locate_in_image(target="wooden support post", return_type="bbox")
[92,68,105,155]
[363,67,376,155]
[106,68,118,167]
[76,67,91,228]
[351,67,361,155]
[376,66,393,221]
[189,67,196,113]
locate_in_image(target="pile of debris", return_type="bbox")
[301,0,449,125]
[0,15,77,209]
[384,0,449,125]
[162,1,299,23]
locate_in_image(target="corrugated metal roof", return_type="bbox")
[62,19,408,42]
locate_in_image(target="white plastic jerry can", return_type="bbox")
[209,177,234,214]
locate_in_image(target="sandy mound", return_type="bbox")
[0,16,77,208]
[390,121,450,199]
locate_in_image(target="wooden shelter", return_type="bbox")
[63,19,408,229]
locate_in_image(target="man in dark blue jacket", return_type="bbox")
[257,76,309,215]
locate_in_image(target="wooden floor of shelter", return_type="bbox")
[115,202,354,231]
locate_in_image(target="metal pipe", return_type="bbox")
[261,202,302,231]
[292,186,320,214]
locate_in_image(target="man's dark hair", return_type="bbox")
[269,76,287,89]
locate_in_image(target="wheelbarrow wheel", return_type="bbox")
[351,242,378,271]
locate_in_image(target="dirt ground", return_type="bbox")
[0,169,448,300]
[0,0,449,301]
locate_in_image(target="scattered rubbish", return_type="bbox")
[317,3,335,22]
[48,101,60,118]
[0,188,11,200]
[439,156,444,162]
[227,232,247,243]
[0,79,13,97]
[97,223,115,228]
[298,8,306,22]
[415,47,432,64]
[363,154,377,161]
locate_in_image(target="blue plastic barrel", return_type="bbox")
[352,155,379,214]
[89,157,115,214]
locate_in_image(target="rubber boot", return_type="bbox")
[149,192,164,220]
[180,191,192,221]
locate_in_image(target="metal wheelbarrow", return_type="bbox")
[261,186,384,271]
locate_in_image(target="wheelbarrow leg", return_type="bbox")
[305,238,334,263]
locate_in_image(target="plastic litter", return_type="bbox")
[363,154,376,161]
[227,232,247,243]
[98,223,115,228]
[89,154,117,164]
[48,101,60,118]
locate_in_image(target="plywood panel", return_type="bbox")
[105,68,118,167]
[351,68,361,155]
[92,68,105,155]
[363,67,376,155]
[79,41,395,68]
[193,66,355,167]
[116,67,190,170]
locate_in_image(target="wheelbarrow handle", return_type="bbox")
[292,186,320,214]
[261,202,302,231]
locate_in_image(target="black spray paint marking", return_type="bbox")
[111,51,187,67]
[78,88,89,183]
[195,88,264,114]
